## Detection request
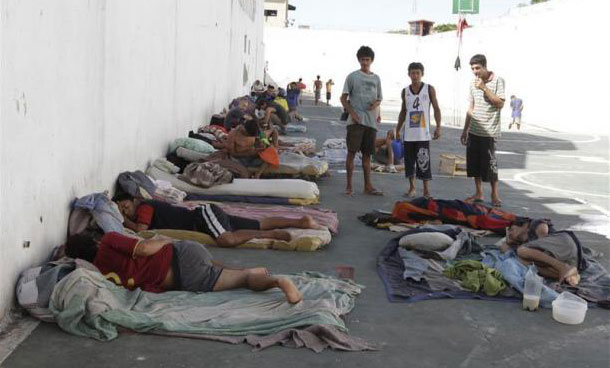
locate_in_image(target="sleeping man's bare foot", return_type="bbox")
[277,278,303,304]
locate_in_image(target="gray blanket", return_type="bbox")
[50,269,374,351]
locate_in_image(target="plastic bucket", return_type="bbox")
[552,291,587,325]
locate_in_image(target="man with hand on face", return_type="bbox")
[461,54,505,208]
[340,46,384,197]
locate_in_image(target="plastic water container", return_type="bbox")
[522,265,543,311]
[552,292,588,325]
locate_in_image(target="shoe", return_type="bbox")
[386,165,398,173]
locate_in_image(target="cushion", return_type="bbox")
[169,137,215,155]
[398,232,454,252]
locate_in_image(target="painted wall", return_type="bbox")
[265,0,609,134]
[0,0,264,322]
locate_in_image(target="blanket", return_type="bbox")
[392,197,517,234]
[247,152,328,177]
[184,193,317,206]
[209,202,339,234]
[49,269,371,352]
[378,226,610,307]
[139,228,332,252]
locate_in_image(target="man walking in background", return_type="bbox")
[325,79,334,105]
[314,76,323,105]
[509,95,523,130]
[340,46,383,196]
[461,54,505,208]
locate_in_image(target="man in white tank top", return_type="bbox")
[395,62,441,198]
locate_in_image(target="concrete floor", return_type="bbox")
[2,99,609,367]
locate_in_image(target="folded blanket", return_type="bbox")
[50,269,364,343]
[139,228,332,251]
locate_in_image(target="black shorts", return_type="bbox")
[326,92,331,100]
[346,124,376,156]
[196,204,260,239]
[403,141,432,180]
[466,133,498,182]
[172,240,223,292]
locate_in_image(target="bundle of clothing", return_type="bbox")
[378,225,610,308]
[359,197,516,234]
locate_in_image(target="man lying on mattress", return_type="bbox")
[114,193,320,248]
[225,119,278,178]
[65,232,302,303]
[500,218,581,286]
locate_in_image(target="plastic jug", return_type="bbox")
[523,265,543,311]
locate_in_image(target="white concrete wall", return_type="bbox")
[0,0,264,322]
[265,0,610,134]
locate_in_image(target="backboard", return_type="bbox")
[452,0,479,14]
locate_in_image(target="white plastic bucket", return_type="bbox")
[552,291,588,325]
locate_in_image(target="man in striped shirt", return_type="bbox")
[460,54,505,207]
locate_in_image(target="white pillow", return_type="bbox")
[398,232,454,252]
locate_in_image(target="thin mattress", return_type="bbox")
[147,166,320,200]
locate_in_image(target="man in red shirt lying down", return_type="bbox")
[65,232,303,304]
[113,193,321,248]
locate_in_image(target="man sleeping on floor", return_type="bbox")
[65,232,302,303]
[113,193,320,248]
[500,218,581,286]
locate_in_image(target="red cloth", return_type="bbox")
[259,147,280,168]
[93,232,173,293]
[297,82,306,90]
[136,203,154,226]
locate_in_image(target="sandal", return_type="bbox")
[365,189,384,196]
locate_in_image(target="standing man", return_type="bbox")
[314,76,323,105]
[325,79,334,105]
[395,62,441,198]
[340,46,384,196]
[509,95,524,130]
[296,78,306,105]
[461,54,505,207]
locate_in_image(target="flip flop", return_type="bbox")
[365,189,384,196]
[492,200,502,208]
[402,192,416,199]
[464,196,485,204]
[345,190,354,197]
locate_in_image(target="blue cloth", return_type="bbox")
[398,249,428,281]
[391,140,403,160]
[482,249,558,307]
[286,89,299,108]
[73,193,124,233]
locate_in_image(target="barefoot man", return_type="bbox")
[340,45,384,196]
[66,232,303,303]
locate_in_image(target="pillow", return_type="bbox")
[169,137,215,155]
[398,232,454,252]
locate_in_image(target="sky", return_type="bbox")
[287,0,530,32]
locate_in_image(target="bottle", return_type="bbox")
[523,265,543,311]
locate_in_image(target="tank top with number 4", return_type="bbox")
[403,83,431,142]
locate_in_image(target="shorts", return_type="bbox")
[466,134,498,182]
[314,90,321,99]
[196,203,260,239]
[235,156,263,167]
[172,240,223,292]
[346,124,376,156]
[403,141,432,180]
[326,92,331,100]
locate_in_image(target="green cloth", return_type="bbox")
[50,268,363,341]
[443,260,506,296]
